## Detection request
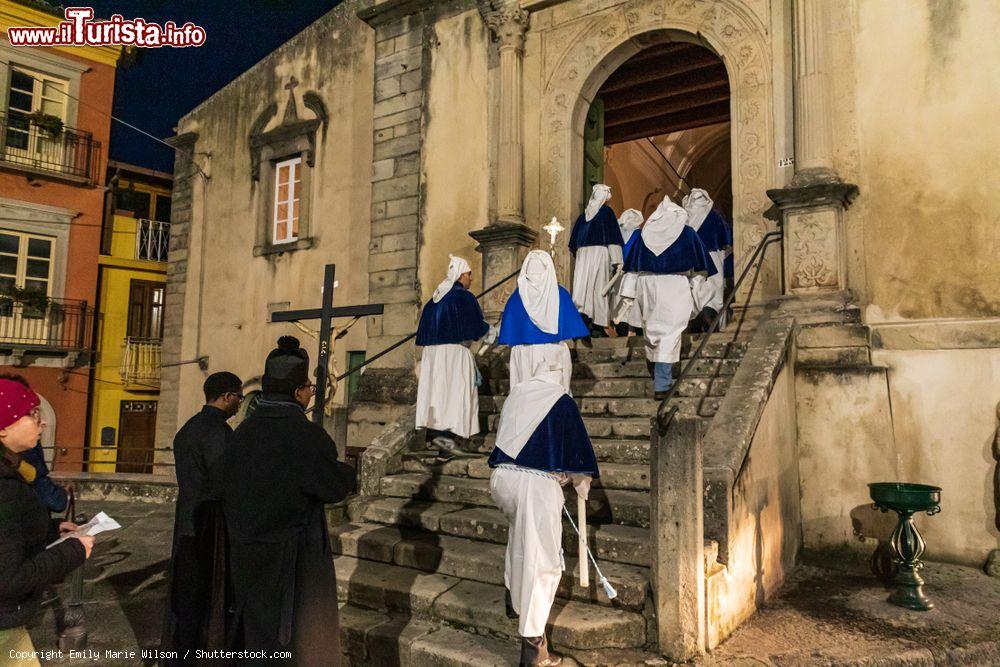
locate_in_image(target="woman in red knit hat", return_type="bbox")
[0,378,93,665]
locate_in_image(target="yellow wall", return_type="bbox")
[420,9,491,299]
[853,0,1000,321]
[88,214,166,472]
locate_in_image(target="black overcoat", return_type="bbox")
[213,395,355,666]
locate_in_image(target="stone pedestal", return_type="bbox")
[469,223,537,321]
[767,182,858,294]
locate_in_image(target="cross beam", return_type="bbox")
[270,264,384,424]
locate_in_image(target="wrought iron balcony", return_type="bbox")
[135,219,169,262]
[0,297,93,355]
[120,337,162,387]
[0,110,100,184]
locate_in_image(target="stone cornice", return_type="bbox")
[357,0,438,27]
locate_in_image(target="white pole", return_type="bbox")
[577,494,589,588]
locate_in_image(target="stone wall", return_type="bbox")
[158,1,376,450]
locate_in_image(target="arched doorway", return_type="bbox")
[536,2,779,299]
[587,42,733,224]
[36,392,56,466]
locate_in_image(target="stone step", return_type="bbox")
[348,498,652,567]
[330,522,649,610]
[480,390,726,417]
[340,605,521,667]
[572,337,748,362]
[479,434,650,463]
[402,456,649,491]
[333,556,647,650]
[379,473,651,527]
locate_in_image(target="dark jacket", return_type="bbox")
[164,405,234,662]
[22,442,67,513]
[172,405,233,541]
[212,394,356,666]
[0,457,85,629]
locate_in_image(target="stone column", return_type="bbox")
[486,5,529,225]
[766,0,859,295]
[471,4,536,322]
[791,0,836,185]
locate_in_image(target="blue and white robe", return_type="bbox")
[622,225,717,363]
[498,286,588,393]
[488,370,599,637]
[415,283,489,438]
[568,205,625,327]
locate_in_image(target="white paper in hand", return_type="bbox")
[47,511,121,548]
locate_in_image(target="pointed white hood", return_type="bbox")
[432,254,471,303]
[618,208,644,243]
[517,250,560,334]
[584,184,612,221]
[641,196,688,256]
[682,188,713,232]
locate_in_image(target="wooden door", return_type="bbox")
[116,401,157,474]
[582,96,605,210]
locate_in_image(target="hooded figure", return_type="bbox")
[682,189,733,329]
[497,250,588,393]
[613,209,646,330]
[619,197,716,397]
[568,184,625,333]
[488,347,598,667]
[211,337,356,666]
[415,255,491,451]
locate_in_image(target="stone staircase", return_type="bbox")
[335,334,749,666]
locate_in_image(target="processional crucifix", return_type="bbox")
[270,264,384,424]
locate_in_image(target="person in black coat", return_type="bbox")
[0,379,91,663]
[212,337,356,666]
[163,371,243,663]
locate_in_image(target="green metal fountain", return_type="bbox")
[868,482,942,611]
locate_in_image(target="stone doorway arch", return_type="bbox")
[535,0,779,298]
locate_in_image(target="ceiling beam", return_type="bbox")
[604,102,731,145]
[602,66,729,111]
[605,92,732,128]
[601,52,722,93]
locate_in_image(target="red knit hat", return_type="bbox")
[0,379,40,430]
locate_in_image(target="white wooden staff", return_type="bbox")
[577,493,589,588]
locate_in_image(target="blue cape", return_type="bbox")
[487,394,599,476]
[568,205,624,254]
[497,286,588,345]
[694,210,732,254]
[415,283,489,346]
[623,225,718,277]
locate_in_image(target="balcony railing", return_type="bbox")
[0,298,93,353]
[135,219,170,262]
[0,110,99,183]
[120,337,162,387]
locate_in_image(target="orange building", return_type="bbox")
[0,1,123,470]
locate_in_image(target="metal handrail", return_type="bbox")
[334,269,520,382]
[655,230,782,435]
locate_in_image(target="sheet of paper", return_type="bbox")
[47,511,121,549]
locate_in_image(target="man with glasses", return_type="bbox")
[163,371,243,662]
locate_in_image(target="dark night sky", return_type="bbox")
[84,1,343,173]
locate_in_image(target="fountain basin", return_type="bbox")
[868,482,941,514]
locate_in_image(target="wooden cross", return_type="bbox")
[270,264,383,424]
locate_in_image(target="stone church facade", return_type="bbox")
[157,0,999,658]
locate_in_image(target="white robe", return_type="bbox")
[490,466,565,637]
[509,342,572,394]
[415,343,479,438]
[634,274,694,363]
[572,244,623,328]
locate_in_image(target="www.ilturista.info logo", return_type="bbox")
[7,7,206,48]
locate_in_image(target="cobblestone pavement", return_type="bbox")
[17,501,1000,666]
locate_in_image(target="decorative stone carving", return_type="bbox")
[469,223,537,321]
[536,0,779,296]
[485,5,529,52]
[766,181,859,293]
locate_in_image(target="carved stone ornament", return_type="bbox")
[248,80,327,181]
[485,6,529,51]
